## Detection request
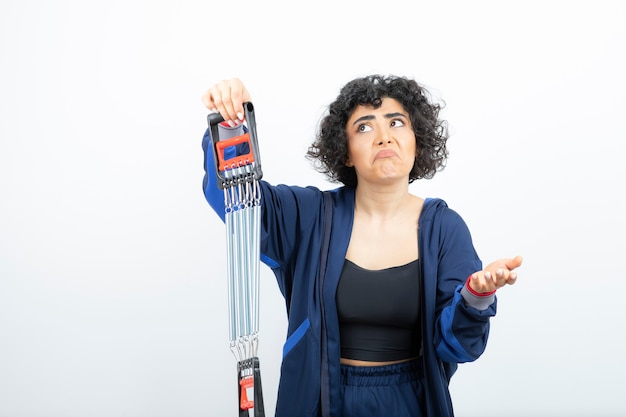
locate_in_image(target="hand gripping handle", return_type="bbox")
[207,102,263,189]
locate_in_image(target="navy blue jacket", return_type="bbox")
[202,128,497,417]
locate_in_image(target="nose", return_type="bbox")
[378,128,392,145]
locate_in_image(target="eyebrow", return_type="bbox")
[351,112,407,127]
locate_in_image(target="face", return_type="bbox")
[345,97,417,185]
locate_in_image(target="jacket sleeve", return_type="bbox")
[201,125,250,220]
[202,127,226,221]
[255,182,324,298]
[202,126,323,296]
[433,208,495,363]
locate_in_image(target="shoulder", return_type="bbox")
[260,181,322,200]
[421,197,468,228]
[259,183,354,218]
[323,185,355,207]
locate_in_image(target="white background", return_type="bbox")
[1,1,625,416]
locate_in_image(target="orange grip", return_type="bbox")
[239,375,255,410]
[215,133,256,171]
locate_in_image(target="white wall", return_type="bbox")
[1,1,624,416]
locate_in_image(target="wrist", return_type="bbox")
[465,275,496,297]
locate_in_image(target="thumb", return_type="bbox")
[506,255,524,270]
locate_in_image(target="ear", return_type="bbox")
[345,157,353,167]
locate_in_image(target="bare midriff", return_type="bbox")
[340,357,419,367]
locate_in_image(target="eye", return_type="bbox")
[357,124,373,133]
[390,119,405,128]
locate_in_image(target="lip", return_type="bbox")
[374,149,398,160]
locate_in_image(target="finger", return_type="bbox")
[483,271,497,291]
[201,91,213,110]
[202,81,234,123]
[208,82,235,122]
[484,271,494,284]
[202,79,252,125]
[496,268,517,289]
[229,79,251,121]
[219,85,239,122]
[202,88,221,112]
[505,255,523,270]
[496,268,505,285]
[474,273,497,293]
[470,273,491,293]
[218,78,249,122]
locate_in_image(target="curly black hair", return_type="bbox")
[305,74,449,187]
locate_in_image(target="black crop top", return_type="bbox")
[336,259,422,362]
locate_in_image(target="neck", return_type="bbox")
[354,182,412,218]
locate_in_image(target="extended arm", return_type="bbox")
[433,209,523,363]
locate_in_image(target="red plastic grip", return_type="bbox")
[239,375,255,410]
[215,133,256,172]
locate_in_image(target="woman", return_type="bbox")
[201,75,522,417]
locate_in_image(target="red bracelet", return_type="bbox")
[466,275,496,297]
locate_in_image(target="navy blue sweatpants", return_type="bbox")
[339,359,425,417]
